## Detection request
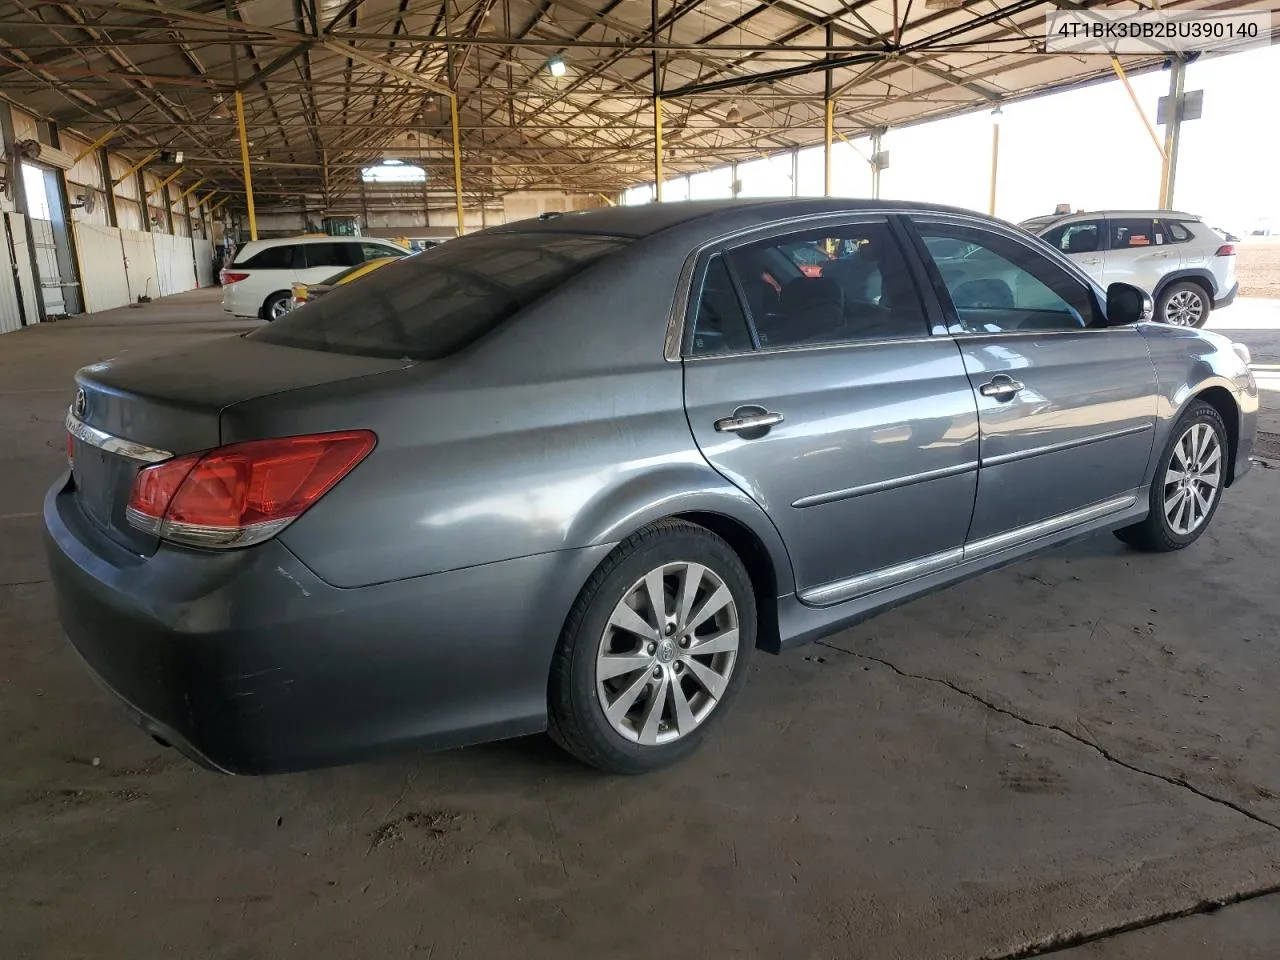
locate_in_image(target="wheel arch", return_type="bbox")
[1191,385,1241,485]
[260,289,290,319]
[564,465,797,654]
[1153,270,1216,304]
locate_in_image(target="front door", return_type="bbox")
[909,216,1158,543]
[681,218,980,603]
[1039,218,1107,284]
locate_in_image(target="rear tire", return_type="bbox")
[262,291,290,322]
[1115,400,1228,552]
[1157,281,1210,328]
[548,520,755,774]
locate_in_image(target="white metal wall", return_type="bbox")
[75,222,131,313]
[153,234,196,297]
[0,216,22,333]
[193,238,214,288]
[120,229,158,302]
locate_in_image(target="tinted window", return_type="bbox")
[362,242,404,262]
[916,222,1101,333]
[1110,218,1162,249]
[726,221,927,348]
[1041,220,1102,255]
[238,244,296,269]
[1162,220,1193,243]
[304,242,361,268]
[249,233,628,360]
[689,256,752,357]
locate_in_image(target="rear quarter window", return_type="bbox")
[249,233,629,360]
[238,245,297,269]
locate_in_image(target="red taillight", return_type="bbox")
[65,431,74,466]
[126,431,375,548]
[1215,245,1236,257]
[220,270,250,284]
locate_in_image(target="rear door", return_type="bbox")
[299,241,360,283]
[681,217,980,604]
[1039,219,1106,284]
[908,216,1158,544]
[1106,217,1176,292]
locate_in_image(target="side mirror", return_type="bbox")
[1106,283,1153,326]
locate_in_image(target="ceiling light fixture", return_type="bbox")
[725,102,743,124]
[547,56,567,77]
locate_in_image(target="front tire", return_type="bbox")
[548,520,756,774]
[1115,400,1228,552]
[1157,281,1210,328]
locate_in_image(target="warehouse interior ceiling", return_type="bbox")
[2,0,1278,209]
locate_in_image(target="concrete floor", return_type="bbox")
[3,288,1280,959]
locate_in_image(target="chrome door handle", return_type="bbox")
[979,377,1024,400]
[714,411,785,433]
[1152,252,1170,259]
[1080,257,1101,264]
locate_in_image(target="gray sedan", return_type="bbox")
[45,199,1258,775]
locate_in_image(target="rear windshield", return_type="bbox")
[249,233,629,360]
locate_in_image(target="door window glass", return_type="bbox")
[689,255,753,357]
[725,221,927,348]
[1110,218,1162,248]
[1040,220,1102,255]
[915,222,1102,333]
[303,243,353,268]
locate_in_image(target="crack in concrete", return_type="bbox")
[814,640,1280,955]
[815,640,1280,834]
[979,885,1280,959]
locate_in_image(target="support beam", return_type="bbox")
[870,129,883,199]
[653,97,665,201]
[824,24,834,197]
[174,178,208,204]
[234,91,258,240]
[112,151,158,187]
[450,92,465,235]
[1110,57,1166,161]
[1158,57,1186,210]
[70,127,120,166]
[145,167,184,201]
[988,110,1001,216]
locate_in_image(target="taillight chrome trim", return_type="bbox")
[65,410,174,464]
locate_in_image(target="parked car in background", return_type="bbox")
[1021,210,1237,327]
[220,236,410,321]
[48,200,1256,777]
[289,256,402,312]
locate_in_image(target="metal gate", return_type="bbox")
[29,217,69,316]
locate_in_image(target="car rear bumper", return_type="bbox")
[44,472,609,774]
[1215,282,1238,309]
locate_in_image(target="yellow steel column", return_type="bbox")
[823,100,834,197]
[450,94,465,236]
[653,97,664,201]
[1110,58,1166,160]
[234,90,258,240]
[988,108,1001,216]
[1158,57,1186,209]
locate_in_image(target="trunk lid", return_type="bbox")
[68,336,408,555]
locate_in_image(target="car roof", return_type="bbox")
[1026,210,1202,228]
[236,235,404,256]
[485,198,984,244]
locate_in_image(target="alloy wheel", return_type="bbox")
[1164,289,1205,326]
[595,561,739,746]
[270,298,291,320]
[1164,422,1222,536]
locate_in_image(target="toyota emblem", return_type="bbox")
[74,389,87,418]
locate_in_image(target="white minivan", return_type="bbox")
[221,236,410,320]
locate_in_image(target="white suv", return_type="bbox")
[1021,211,1237,327]
[221,236,409,321]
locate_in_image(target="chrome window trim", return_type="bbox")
[664,210,923,362]
[798,492,1137,608]
[980,423,1153,468]
[792,459,979,509]
[682,334,940,363]
[65,411,173,464]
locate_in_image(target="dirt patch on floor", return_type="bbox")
[1236,238,1280,299]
